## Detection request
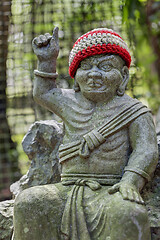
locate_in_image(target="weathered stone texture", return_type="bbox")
[10,120,63,198]
[0,200,14,240]
[0,120,63,240]
[144,137,160,239]
[0,122,160,240]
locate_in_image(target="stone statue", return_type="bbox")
[13,27,158,240]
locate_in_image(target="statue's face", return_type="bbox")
[75,54,126,102]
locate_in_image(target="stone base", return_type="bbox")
[0,123,159,239]
[0,197,160,240]
[0,200,14,240]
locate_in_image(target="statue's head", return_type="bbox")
[69,28,131,102]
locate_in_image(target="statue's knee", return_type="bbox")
[14,188,35,215]
[109,194,151,240]
[14,185,64,219]
[14,185,64,240]
[122,201,148,223]
[109,193,148,224]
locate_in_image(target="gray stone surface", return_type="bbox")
[1,120,64,240]
[0,200,14,240]
[1,27,159,240]
[144,138,160,240]
[0,131,159,240]
[12,27,159,240]
[10,120,63,198]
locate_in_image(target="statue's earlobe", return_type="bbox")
[117,66,129,96]
[73,78,80,92]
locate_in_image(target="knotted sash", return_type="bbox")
[59,99,151,239]
[60,179,101,240]
[59,101,150,162]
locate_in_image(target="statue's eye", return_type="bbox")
[80,63,92,70]
[99,63,112,72]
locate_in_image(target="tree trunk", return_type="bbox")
[0,0,20,201]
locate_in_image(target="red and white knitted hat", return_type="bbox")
[69,28,131,78]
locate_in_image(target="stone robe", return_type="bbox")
[13,89,158,240]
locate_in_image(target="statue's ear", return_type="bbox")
[117,66,129,96]
[73,78,80,92]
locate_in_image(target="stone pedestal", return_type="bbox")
[0,121,160,240]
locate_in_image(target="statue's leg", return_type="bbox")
[108,192,151,240]
[83,186,150,240]
[13,183,71,240]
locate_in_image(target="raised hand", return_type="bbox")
[32,27,59,62]
[108,182,144,205]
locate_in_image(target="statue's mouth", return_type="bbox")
[84,87,107,93]
[86,78,103,88]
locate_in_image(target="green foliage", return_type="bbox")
[7,0,160,175]
[121,0,160,113]
[12,134,30,175]
[10,0,160,113]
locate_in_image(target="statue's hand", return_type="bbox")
[108,182,144,205]
[32,27,59,62]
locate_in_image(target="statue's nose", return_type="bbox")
[87,67,102,79]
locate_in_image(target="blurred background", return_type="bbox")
[0,0,160,200]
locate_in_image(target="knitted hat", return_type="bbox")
[69,28,131,78]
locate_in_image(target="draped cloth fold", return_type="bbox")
[59,98,151,239]
[60,179,101,240]
[59,100,150,161]
[79,102,150,157]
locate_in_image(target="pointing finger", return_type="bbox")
[52,27,59,42]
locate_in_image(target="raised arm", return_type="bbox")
[32,27,63,114]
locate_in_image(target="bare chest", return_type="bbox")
[62,128,131,175]
[63,104,116,143]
